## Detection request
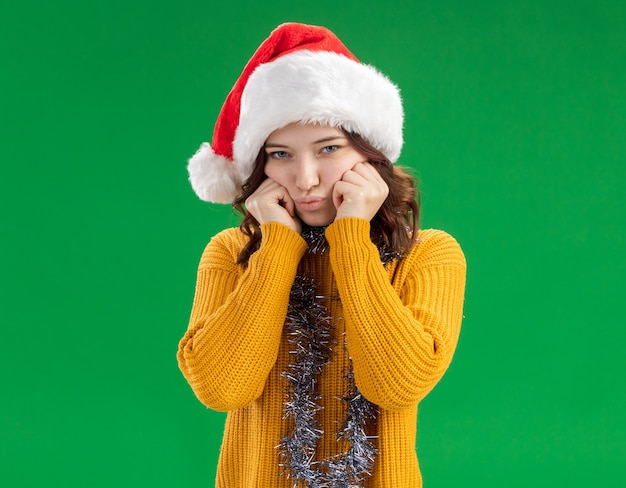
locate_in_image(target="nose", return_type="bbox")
[294,154,319,191]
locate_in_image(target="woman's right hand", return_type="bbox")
[245,178,302,234]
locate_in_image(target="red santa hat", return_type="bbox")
[188,22,404,203]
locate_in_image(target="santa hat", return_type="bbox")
[188,22,404,203]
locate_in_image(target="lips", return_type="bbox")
[296,197,324,211]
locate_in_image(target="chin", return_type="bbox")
[299,212,335,228]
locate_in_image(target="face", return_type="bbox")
[264,123,366,226]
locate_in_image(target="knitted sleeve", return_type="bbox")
[177,223,307,411]
[326,218,466,411]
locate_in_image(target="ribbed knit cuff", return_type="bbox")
[325,217,375,262]
[258,222,308,264]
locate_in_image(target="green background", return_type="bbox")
[2,0,624,486]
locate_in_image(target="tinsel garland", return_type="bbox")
[277,225,392,487]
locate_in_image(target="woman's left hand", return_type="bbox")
[332,162,389,222]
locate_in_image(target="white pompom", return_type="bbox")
[187,143,242,203]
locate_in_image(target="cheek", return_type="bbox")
[322,162,353,184]
[264,162,283,182]
[322,169,343,186]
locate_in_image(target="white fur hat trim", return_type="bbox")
[232,50,404,187]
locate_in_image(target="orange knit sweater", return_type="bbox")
[178,217,466,487]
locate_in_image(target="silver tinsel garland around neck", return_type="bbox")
[277,225,404,487]
[299,224,405,265]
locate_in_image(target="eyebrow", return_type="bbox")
[264,135,347,148]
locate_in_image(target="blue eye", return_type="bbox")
[269,151,289,159]
[321,145,339,154]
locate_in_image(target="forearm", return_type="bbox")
[178,223,307,411]
[327,219,466,411]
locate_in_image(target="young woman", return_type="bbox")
[178,23,466,488]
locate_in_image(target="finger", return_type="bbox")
[258,180,288,205]
[332,181,346,209]
[256,177,278,192]
[339,168,368,186]
[281,191,296,217]
[350,162,385,183]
